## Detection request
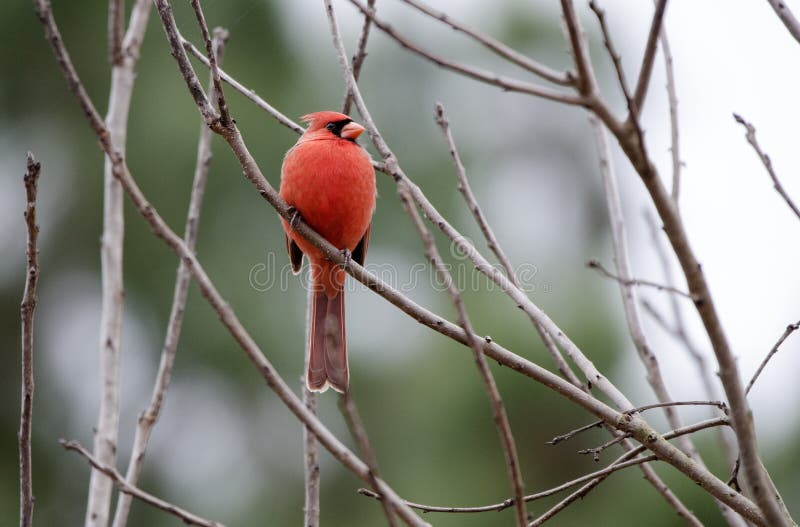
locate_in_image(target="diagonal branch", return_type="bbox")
[338,392,398,526]
[632,0,668,111]
[734,113,800,222]
[346,0,584,105]
[765,0,800,44]
[587,259,694,299]
[19,152,41,527]
[342,0,376,115]
[63,440,225,527]
[399,0,572,85]
[110,27,228,527]
[434,101,583,402]
[398,189,527,526]
[361,417,728,516]
[746,319,800,395]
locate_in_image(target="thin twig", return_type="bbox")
[746,320,800,395]
[658,18,681,203]
[62,440,225,527]
[399,0,572,85]
[346,0,584,105]
[361,417,729,516]
[108,0,124,64]
[734,113,800,222]
[632,0,668,111]
[560,0,597,96]
[87,1,152,524]
[19,152,41,527]
[587,259,694,299]
[589,1,634,107]
[398,189,527,526]
[35,0,770,522]
[360,455,658,514]
[342,0,376,115]
[548,400,727,446]
[765,0,800,44]
[303,284,320,527]
[590,118,699,457]
[189,0,231,127]
[110,27,228,527]
[338,392,398,526]
[642,212,723,414]
[434,102,583,387]
[530,417,729,526]
[578,433,631,462]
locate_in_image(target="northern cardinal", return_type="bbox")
[280,111,376,393]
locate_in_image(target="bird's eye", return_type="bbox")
[326,122,336,131]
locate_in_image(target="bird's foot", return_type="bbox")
[287,206,302,230]
[340,248,352,268]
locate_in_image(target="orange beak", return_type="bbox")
[340,121,365,140]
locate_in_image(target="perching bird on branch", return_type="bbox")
[280,111,376,393]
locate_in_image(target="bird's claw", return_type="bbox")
[340,248,352,268]
[287,206,302,230]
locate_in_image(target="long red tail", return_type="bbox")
[307,288,348,393]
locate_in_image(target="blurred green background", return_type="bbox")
[2,0,798,526]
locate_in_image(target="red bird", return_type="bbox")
[280,111,376,393]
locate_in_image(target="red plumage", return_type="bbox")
[280,111,376,393]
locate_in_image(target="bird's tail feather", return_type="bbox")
[307,288,348,393]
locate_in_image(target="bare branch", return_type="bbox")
[734,113,800,222]
[658,22,681,202]
[399,0,572,85]
[398,189,527,526]
[434,101,583,388]
[632,0,668,111]
[361,417,729,516]
[303,285,320,527]
[560,0,597,95]
[590,118,693,447]
[85,0,152,524]
[181,35,304,134]
[530,417,728,526]
[587,259,694,299]
[189,0,231,127]
[63,440,225,527]
[589,2,633,106]
[338,392,398,526]
[111,27,228,527]
[342,0,376,115]
[746,319,800,395]
[108,0,123,64]
[548,400,727,446]
[360,455,658,514]
[19,152,41,527]
[346,0,585,105]
[765,0,800,44]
